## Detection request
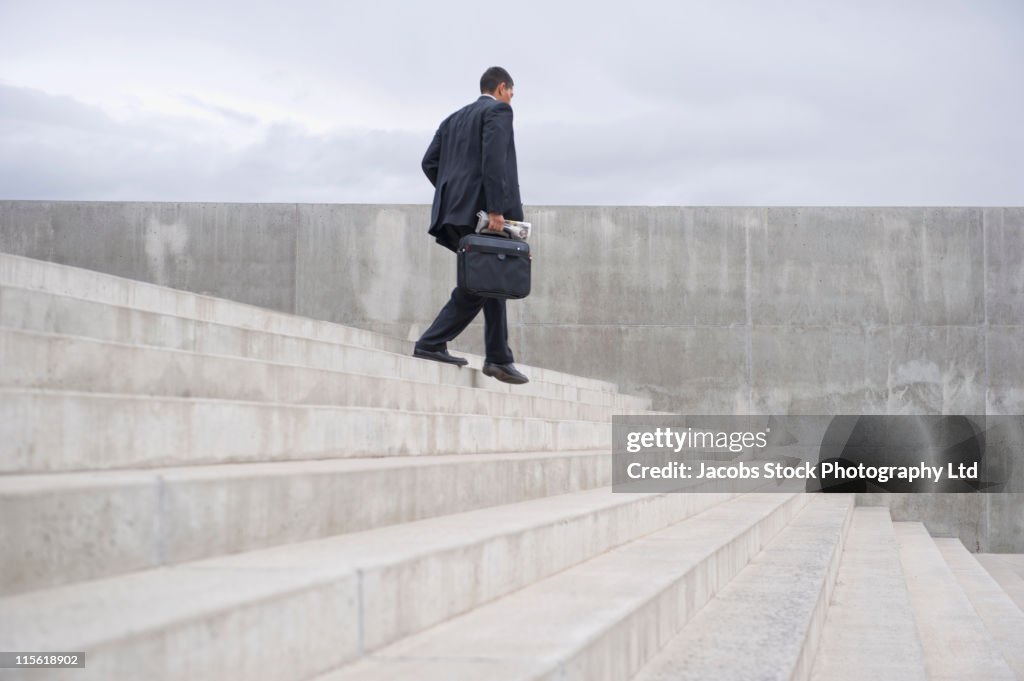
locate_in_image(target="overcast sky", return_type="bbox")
[1,0,1021,206]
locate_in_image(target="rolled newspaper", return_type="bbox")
[476,211,531,241]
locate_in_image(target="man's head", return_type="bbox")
[480,66,514,104]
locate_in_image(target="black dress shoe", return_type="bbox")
[413,346,468,366]
[482,362,530,384]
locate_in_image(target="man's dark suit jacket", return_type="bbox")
[422,95,524,252]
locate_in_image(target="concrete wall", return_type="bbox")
[1,201,1021,550]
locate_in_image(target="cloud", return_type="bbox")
[0,0,1022,205]
[0,83,433,202]
[178,95,260,126]
[0,84,117,133]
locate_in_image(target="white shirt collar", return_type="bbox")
[481,93,497,100]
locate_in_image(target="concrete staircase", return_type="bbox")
[0,252,1020,681]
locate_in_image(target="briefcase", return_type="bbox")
[457,233,531,299]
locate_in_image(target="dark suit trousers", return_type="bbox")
[417,286,514,365]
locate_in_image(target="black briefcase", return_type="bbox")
[457,233,531,299]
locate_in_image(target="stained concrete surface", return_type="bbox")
[1,201,1021,550]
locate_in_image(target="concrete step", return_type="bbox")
[894,523,1016,680]
[976,553,1024,612]
[810,507,927,681]
[312,492,816,681]
[0,449,611,596]
[0,486,743,681]
[0,327,644,423]
[625,495,853,681]
[935,538,1024,678]
[0,284,651,411]
[0,252,640,402]
[0,388,611,473]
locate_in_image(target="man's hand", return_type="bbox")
[485,212,505,234]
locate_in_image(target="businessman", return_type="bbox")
[412,66,529,385]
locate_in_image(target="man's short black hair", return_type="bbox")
[480,66,514,94]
